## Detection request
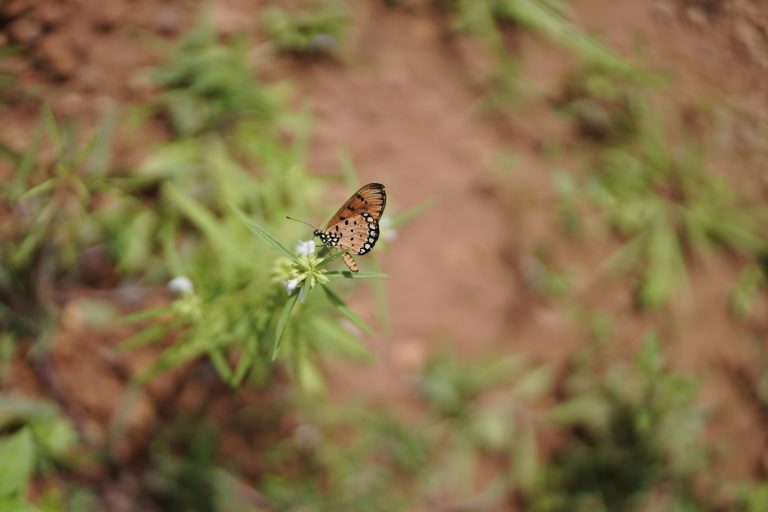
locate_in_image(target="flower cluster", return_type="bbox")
[271,240,329,302]
[167,275,202,320]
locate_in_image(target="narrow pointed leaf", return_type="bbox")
[318,250,347,267]
[273,292,299,360]
[0,427,35,496]
[325,271,388,279]
[231,333,260,386]
[119,324,172,352]
[321,284,374,335]
[208,347,233,382]
[120,307,173,324]
[230,202,294,258]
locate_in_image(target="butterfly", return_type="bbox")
[314,183,386,272]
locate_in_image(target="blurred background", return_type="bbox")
[2,0,768,510]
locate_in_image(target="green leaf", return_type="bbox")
[637,331,664,377]
[321,284,374,336]
[325,270,388,279]
[117,210,158,274]
[510,422,539,492]
[165,184,246,261]
[230,332,261,387]
[498,0,631,72]
[294,354,325,395]
[0,427,35,497]
[273,292,299,360]
[640,221,685,308]
[0,497,38,512]
[119,324,173,352]
[731,265,766,318]
[317,250,347,267]
[32,417,77,459]
[120,307,173,324]
[17,178,55,202]
[208,347,233,382]
[84,108,117,177]
[0,397,57,430]
[230,202,294,259]
[548,393,611,429]
[510,366,554,401]
[136,140,198,179]
[74,298,118,330]
[309,317,371,360]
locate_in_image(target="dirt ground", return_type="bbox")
[3,0,768,500]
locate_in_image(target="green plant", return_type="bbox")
[0,109,117,355]
[585,118,767,308]
[145,423,247,512]
[445,0,627,65]
[260,403,432,511]
[262,3,349,56]
[150,20,285,137]
[416,350,553,508]
[557,63,663,143]
[534,334,709,512]
[0,45,20,101]
[439,0,632,106]
[731,260,768,319]
[0,395,85,511]
[735,481,768,512]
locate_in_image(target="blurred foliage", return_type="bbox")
[151,21,283,137]
[588,117,767,308]
[145,423,269,512]
[0,45,20,99]
[0,395,89,512]
[260,404,431,511]
[535,334,709,511]
[438,0,632,105]
[0,109,117,356]
[731,261,768,319]
[417,351,553,508]
[262,2,349,57]
[557,63,664,144]
[552,63,768,308]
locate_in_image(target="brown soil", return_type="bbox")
[3,0,768,505]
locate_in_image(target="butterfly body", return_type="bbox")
[314,183,386,272]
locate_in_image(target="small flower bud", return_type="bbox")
[295,240,316,255]
[167,276,194,295]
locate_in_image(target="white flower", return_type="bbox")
[167,276,194,295]
[282,278,300,296]
[380,217,398,242]
[295,240,316,255]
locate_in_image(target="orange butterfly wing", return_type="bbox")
[324,183,386,229]
[318,183,386,272]
[326,212,381,255]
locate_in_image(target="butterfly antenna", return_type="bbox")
[286,216,318,230]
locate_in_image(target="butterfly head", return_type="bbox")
[314,229,340,248]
